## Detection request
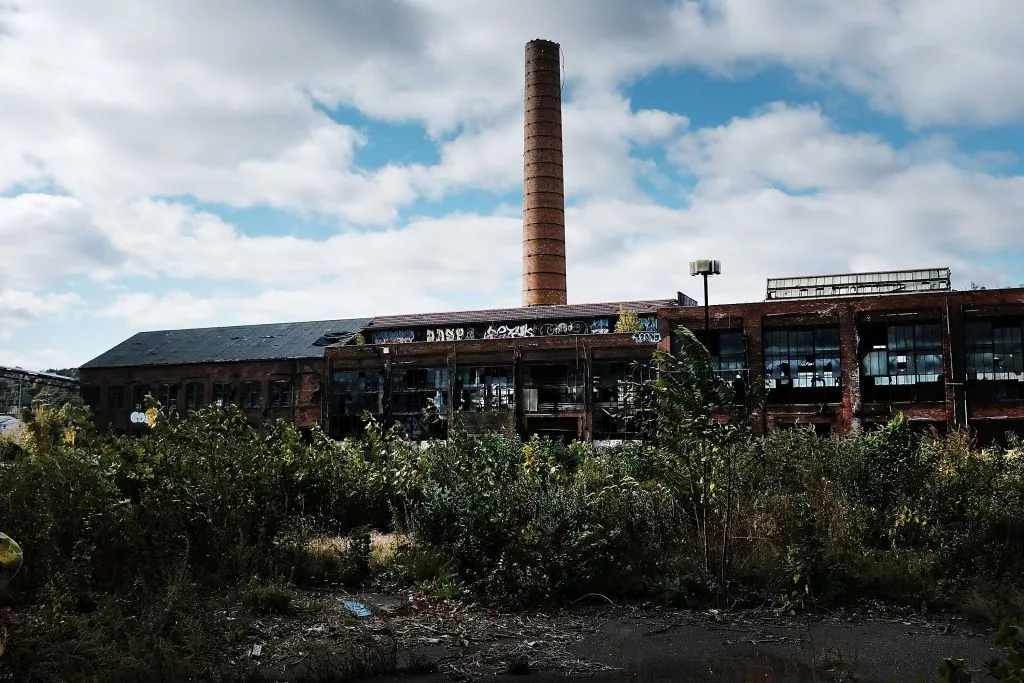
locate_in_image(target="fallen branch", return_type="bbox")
[569,593,615,606]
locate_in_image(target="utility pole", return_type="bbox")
[689,260,722,330]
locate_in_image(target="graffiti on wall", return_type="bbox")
[372,330,415,344]
[539,321,588,336]
[483,323,534,339]
[632,332,662,344]
[425,327,476,342]
[591,318,610,334]
[638,316,658,332]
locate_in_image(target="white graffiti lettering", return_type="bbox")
[425,327,476,342]
[483,323,534,339]
[539,321,587,336]
[372,330,415,344]
[591,318,610,334]
[631,332,662,344]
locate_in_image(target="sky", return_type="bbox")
[1,0,1023,371]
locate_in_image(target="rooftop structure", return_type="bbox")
[766,268,951,301]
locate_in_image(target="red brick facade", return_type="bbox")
[80,359,323,433]
[658,287,1024,438]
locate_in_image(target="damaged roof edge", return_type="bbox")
[81,318,371,370]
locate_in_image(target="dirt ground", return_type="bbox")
[233,591,1002,682]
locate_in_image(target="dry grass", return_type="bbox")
[370,531,409,572]
[957,585,1024,625]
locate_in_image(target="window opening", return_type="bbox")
[242,381,262,409]
[763,326,841,403]
[185,382,205,411]
[269,380,292,408]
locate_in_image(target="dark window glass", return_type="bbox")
[108,385,127,411]
[242,381,262,409]
[132,384,152,410]
[964,317,1024,403]
[330,371,384,436]
[860,322,944,402]
[763,326,842,403]
[212,382,233,406]
[82,385,101,409]
[454,366,513,412]
[269,380,291,408]
[185,382,205,411]
[158,383,179,409]
[522,364,585,412]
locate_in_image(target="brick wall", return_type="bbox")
[80,358,323,432]
[659,288,1024,435]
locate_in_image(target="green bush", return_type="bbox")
[2,342,1024,679]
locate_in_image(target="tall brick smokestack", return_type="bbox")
[522,39,567,307]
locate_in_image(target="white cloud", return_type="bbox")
[565,104,1024,304]
[0,194,122,289]
[414,93,688,201]
[0,0,1021,366]
[0,290,82,340]
[665,0,1024,126]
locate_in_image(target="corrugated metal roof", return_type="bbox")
[81,318,371,369]
[0,415,23,434]
[365,300,680,329]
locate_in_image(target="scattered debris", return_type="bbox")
[340,599,372,618]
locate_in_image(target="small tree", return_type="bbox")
[614,306,641,333]
[637,326,765,588]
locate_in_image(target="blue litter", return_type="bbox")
[340,599,372,618]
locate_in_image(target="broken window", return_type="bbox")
[269,380,292,408]
[158,383,179,409]
[686,329,748,382]
[82,385,101,410]
[185,382,205,411]
[592,360,654,440]
[965,317,1024,403]
[390,368,448,440]
[131,384,152,410]
[391,368,447,415]
[212,382,233,407]
[763,326,841,403]
[455,366,514,412]
[108,385,127,411]
[860,322,944,402]
[242,381,262,409]
[522,364,585,413]
[331,370,383,436]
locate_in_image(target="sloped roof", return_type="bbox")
[81,318,371,369]
[365,299,687,330]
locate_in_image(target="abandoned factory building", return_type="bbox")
[78,40,1024,444]
[78,270,1024,444]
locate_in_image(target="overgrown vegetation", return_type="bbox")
[1,329,1022,679]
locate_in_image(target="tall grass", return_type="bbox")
[1,352,1023,676]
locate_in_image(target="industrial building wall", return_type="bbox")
[80,359,324,433]
[658,288,1024,439]
[326,333,661,442]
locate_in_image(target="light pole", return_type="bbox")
[689,260,721,330]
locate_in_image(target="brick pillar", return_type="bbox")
[943,298,966,431]
[746,315,766,434]
[839,304,861,434]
